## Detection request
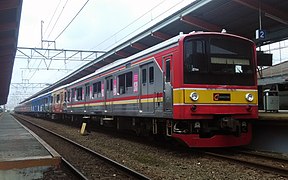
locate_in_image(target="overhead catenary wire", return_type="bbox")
[25,0,62,77]
[28,0,185,81]
[47,0,69,41]
[91,0,167,50]
[58,0,185,71]
[101,0,186,51]
[27,0,90,82]
[43,0,63,39]
[28,1,63,80]
[54,0,90,41]
[57,0,167,71]
[28,0,69,81]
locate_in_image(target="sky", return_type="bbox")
[7,0,195,109]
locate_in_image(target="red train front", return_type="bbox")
[168,32,258,147]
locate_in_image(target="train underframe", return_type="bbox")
[19,111,252,147]
[60,113,252,147]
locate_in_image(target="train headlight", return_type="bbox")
[190,92,199,101]
[245,93,254,102]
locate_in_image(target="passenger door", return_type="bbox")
[105,76,113,112]
[163,55,173,112]
[140,63,155,113]
[84,84,91,112]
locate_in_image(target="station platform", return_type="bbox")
[259,110,288,121]
[248,110,288,154]
[0,113,61,179]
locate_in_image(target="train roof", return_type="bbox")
[68,33,185,87]
[51,84,70,93]
[68,31,253,88]
[19,31,253,104]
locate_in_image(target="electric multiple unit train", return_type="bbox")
[15,32,258,147]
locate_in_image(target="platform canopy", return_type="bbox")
[0,0,22,105]
[21,0,288,103]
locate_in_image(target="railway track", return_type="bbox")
[14,114,150,180]
[61,157,88,180]
[204,148,288,178]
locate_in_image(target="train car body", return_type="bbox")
[16,92,52,117]
[50,85,67,119]
[15,32,258,147]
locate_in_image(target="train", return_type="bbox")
[15,32,258,147]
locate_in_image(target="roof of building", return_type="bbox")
[0,0,22,105]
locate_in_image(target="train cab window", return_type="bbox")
[64,92,67,102]
[184,36,255,86]
[184,39,206,73]
[50,96,53,104]
[76,87,83,101]
[166,60,171,82]
[149,66,154,83]
[118,71,132,94]
[142,69,147,84]
[93,82,101,98]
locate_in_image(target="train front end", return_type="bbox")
[171,33,258,147]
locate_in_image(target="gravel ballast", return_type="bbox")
[18,115,286,180]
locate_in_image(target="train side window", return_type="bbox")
[118,74,125,94]
[166,60,171,82]
[142,69,147,84]
[67,90,70,102]
[93,82,101,98]
[110,79,113,91]
[126,72,132,92]
[64,92,67,102]
[72,89,75,101]
[76,87,83,101]
[60,93,63,103]
[149,66,154,83]
[106,79,110,91]
[118,71,132,94]
[56,94,60,103]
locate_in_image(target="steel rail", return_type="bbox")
[61,157,89,180]
[204,151,288,178]
[14,115,150,180]
[235,149,288,164]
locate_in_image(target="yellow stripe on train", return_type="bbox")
[173,88,258,104]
